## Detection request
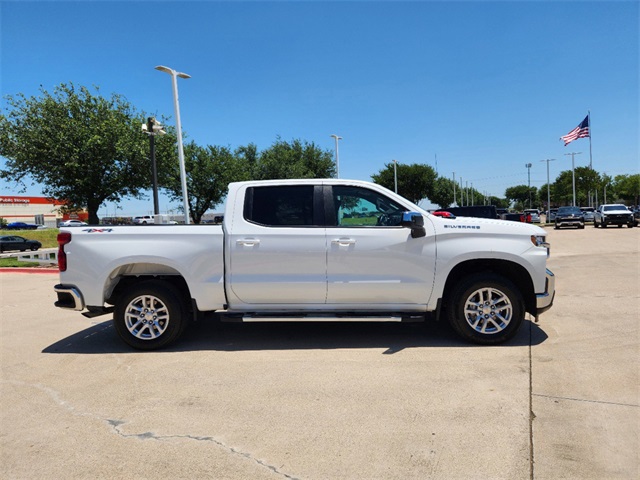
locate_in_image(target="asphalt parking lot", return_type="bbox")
[1,225,638,479]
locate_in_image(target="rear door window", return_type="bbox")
[244,185,318,226]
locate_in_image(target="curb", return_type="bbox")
[0,268,59,274]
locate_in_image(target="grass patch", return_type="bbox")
[0,258,42,267]
[1,228,59,248]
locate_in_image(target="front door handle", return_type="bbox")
[331,238,356,246]
[237,238,260,247]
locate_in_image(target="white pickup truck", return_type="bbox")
[54,179,555,349]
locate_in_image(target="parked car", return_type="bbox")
[133,215,154,225]
[548,209,558,222]
[431,211,456,219]
[580,207,595,223]
[594,204,634,228]
[0,235,42,252]
[633,207,640,227]
[523,209,540,223]
[554,206,585,229]
[59,220,88,227]
[5,222,39,230]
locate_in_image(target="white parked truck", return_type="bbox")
[54,179,555,349]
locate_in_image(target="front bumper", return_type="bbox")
[536,268,555,315]
[602,215,633,225]
[556,219,584,227]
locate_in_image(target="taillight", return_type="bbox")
[57,232,72,272]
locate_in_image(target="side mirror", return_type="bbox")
[401,211,426,238]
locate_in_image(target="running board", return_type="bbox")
[222,314,425,323]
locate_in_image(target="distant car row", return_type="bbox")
[1,220,88,230]
[553,204,636,229]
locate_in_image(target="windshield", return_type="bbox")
[558,207,581,214]
[603,205,627,211]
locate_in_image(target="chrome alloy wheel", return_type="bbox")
[463,286,513,335]
[124,294,170,340]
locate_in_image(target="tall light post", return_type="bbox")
[525,163,532,208]
[452,172,456,206]
[392,159,398,193]
[330,134,342,178]
[540,159,555,221]
[564,152,582,207]
[155,65,191,224]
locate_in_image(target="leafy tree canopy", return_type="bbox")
[0,83,175,223]
[251,137,335,180]
[371,162,437,204]
[164,142,251,224]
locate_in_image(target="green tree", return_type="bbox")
[371,162,437,204]
[252,137,335,180]
[612,174,640,205]
[552,167,601,206]
[164,142,250,224]
[0,83,172,224]
[430,176,456,209]
[504,185,537,210]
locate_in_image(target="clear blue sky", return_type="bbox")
[1,0,638,216]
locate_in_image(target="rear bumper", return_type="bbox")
[536,269,555,315]
[54,284,85,311]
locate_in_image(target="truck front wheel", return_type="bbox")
[113,280,187,350]
[446,274,524,345]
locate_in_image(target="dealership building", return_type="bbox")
[0,195,87,227]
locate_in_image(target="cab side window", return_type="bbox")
[244,186,315,226]
[332,186,404,227]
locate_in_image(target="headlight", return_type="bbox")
[531,235,550,257]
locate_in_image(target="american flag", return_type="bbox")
[561,115,590,146]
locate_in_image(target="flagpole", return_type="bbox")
[588,110,593,169]
[588,110,593,206]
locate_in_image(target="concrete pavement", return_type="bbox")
[1,225,638,479]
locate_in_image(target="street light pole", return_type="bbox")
[330,134,342,178]
[540,159,555,220]
[564,152,582,207]
[392,159,398,193]
[155,65,191,224]
[525,163,532,208]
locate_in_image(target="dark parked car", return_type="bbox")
[0,235,42,252]
[554,206,585,229]
[5,222,39,230]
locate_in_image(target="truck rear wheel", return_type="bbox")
[113,280,187,350]
[446,274,524,345]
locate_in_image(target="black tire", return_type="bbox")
[30,245,39,251]
[113,280,188,350]
[594,222,598,228]
[579,224,585,229]
[554,223,559,230]
[446,273,524,345]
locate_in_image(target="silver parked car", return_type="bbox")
[580,207,595,223]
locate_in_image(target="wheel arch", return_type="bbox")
[441,259,536,316]
[104,263,193,315]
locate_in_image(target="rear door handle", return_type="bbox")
[237,238,260,247]
[331,238,356,246]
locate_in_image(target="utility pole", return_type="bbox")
[565,152,582,206]
[142,117,166,215]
